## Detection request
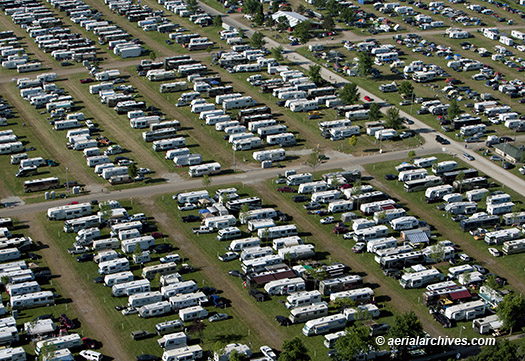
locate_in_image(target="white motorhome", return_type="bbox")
[112,279,150,297]
[444,300,486,321]
[98,258,130,275]
[10,291,54,310]
[128,291,163,308]
[399,269,444,288]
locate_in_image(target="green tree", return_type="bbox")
[398,81,414,99]
[271,1,279,13]
[353,179,362,195]
[98,201,113,224]
[429,243,445,263]
[1,276,9,286]
[313,0,324,8]
[368,102,381,121]
[387,311,424,359]
[244,0,262,14]
[271,46,284,62]
[357,51,373,77]
[213,15,222,27]
[128,163,138,179]
[305,267,328,290]
[151,272,161,289]
[202,174,211,188]
[297,4,306,14]
[326,0,341,16]
[186,320,206,340]
[133,244,143,258]
[341,7,355,24]
[186,0,199,13]
[322,16,335,32]
[385,107,402,130]
[307,64,323,85]
[335,324,376,361]
[485,274,501,290]
[448,98,461,120]
[265,16,275,28]
[277,16,289,32]
[497,293,525,335]
[339,82,360,104]
[467,340,521,361]
[240,203,250,224]
[254,11,265,26]
[39,343,57,361]
[455,170,465,193]
[293,20,312,44]
[149,50,156,61]
[229,350,249,361]
[408,150,416,159]
[375,211,386,224]
[278,337,311,361]
[332,297,355,312]
[250,32,265,48]
[306,150,321,174]
[348,135,358,152]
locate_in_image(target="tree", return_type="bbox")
[368,102,381,121]
[186,0,199,13]
[332,297,355,312]
[244,0,262,14]
[326,0,341,16]
[265,16,275,28]
[467,340,522,361]
[240,203,250,224]
[357,51,373,77]
[305,267,328,290]
[297,4,306,14]
[385,107,402,130]
[307,64,323,85]
[278,337,311,361]
[271,46,284,62]
[128,163,138,179]
[186,320,206,340]
[335,324,376,361]
[254,11,265,26]
[151,272,161,289]
[353,179,362,195]
[313,0,324,8]
[497,293,525,335]
[339,83,360,104]
[213,15,222,27]
[428,243,445,264]
[229,350,249,361]
[250,32,265,48]
[485,274,501,290]
[306,150,320,174]
[149,50,156,61]
[348,135,358,152]
[202,174,211,188]
[293,20,312,44]
[277,16,289,32]
[448,98,461,120]
[330,175,338,189]
[322,16,335,32]
[271,1,279,13]
[398,81,414,99]
[133,244,143,258]
[376,211,386,224]
[98,201,113,224]
[387,311,424,359]
[340,7,355,24]
[39,343,57,361]
[455,170,465,193]
[407,150,416,159]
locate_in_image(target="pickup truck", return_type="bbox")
[192,226,213,234]
[67,246,89,255]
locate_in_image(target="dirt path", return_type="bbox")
[22,214,132,360]
[138,198,287,348]
[252,182,447,338]
[368,178,525,295]
[0,83,99,192]
[63,78,168,175]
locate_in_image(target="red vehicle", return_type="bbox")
[333,226,349,234]
[66,201,78,205]
[364,96,373,102]
[80,78,94,84]
[340,183,351,190]
[151,232,164,239]
[82,337,97,349]
[59,314,74,329]
[277,186,295,193]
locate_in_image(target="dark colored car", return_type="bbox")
[383,268,401,279]
[27,252,41,260]
[200,287,218,296]
[80,78,95,84]
[137,355,160,361]
[182,215,200,223]
[151,232,164,239]
[250,289,269,302]
[228,270,243,278]
[292,195,309,203]
[76,253,94,262]
[209,294,226,308]
[384,174,396,180]
[152,244,172,254]
[503,162,514,169]
[82,337,98,349]
[131,330,152,340]
[60,314,75,329]
[93,276,104,284]
[333,226,349,234]
[433,313,452,328]
[35,270,52,281]
[275,315,292,326]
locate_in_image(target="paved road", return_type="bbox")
[0,145,442,217]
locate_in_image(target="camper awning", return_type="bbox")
[450,289,471,300]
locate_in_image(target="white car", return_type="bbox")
[218,252,239,262]
[137,167,151,174]
[343,232,354,240]
[519,166,525,175]
[79,350,103,361]
[320,216,335,224]
[458,253,471,262]
[121,307,138,315]
[160,254,181,263]
[488,248,501,257]
[260,345,278,360]
[178,203,196,211]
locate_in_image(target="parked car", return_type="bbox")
[208,313,229,322]
[275,315,292,326]
[136,355,160,361]
[364,96,373,101]
[160,254,181,263]
[292,195,309,203]
[433,312,452,328]
[182,215,200,223]
[93,276,104,284]
[80,78,94,83]
[79,350,102,361]
[463,153,475,161]
[488,248,500,257]
[122,307,139,316]
[490,155,503,162]
[228,270,243,278]
[435,135,450,144]
[130,330,152,340]
[260,346,278,361]
[352,242,366,253]
[304,202,321,210]
[277,186,295,193]
[151,232,164,239]
[320,216,335,224]
[250,289,268,302]
[178,203,196,211]
[137,168,151,174]
[384,174,397,180]
[503,162,514,169]
[218,252,238,262]
[152,244,173,254]
[76,253,94,262]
